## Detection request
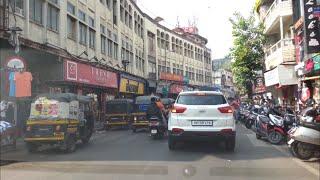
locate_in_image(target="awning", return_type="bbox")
[264,65,298,87]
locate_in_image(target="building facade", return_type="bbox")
[256,0,298,106]
[0,0,212,90]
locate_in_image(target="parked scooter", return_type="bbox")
[288,105,320,160]
[254,106,296,144]
[149,116,166,139]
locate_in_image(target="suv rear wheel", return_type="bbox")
[225,137,235,152]
[168,137,177,150]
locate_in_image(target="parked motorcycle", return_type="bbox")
[288,106,320,160]
[245,105,260,129]
[149,116,166,139]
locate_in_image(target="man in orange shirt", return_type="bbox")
[14,71,33,97]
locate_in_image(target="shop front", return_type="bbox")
[264,65,298,106]
[119,74,145,98]
[157,72,185,98]
[295,54,320,104]
[62,59,119,122]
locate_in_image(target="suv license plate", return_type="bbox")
[191,120,213,126]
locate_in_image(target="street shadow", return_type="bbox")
[0,125,293,163]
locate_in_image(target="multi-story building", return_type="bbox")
[256,0,298,105]
[0,0,212,96]
[0,0,212,126]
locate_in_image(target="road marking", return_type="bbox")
[246,134,269,147]
[272,144,320,177]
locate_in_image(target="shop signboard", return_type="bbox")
[304,0,320,53]
[64,60,118,88]
[313,54,320,70]
[159,72,183,82]
[253,77,266,94]
[264,65,298,87]
[119,74,144,95]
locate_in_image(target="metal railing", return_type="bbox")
[265,39,293,57]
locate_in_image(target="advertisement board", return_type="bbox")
[159,73,183,82]
[64,60,118,88]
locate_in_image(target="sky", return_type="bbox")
[137,0,255,59]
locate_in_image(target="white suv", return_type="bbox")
[168,91,236,151]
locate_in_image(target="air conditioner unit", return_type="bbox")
[15,7,23,15]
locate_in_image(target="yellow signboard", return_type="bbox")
[119,78,144,94]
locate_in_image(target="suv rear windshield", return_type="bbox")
[176,94,227,105]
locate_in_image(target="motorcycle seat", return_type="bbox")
[301,122,320,131]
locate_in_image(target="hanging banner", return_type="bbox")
[64,60,118,88]
[304,0,320,53]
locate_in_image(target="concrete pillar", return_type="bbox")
[280,16,284,46]
[43,1,48,43]
[24,0,30,38]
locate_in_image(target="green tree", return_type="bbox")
[229,12,265,98]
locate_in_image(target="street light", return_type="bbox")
[122,59,130,71]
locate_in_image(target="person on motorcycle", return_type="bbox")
[147,97,166,126]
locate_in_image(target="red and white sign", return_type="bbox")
[64,60,118,88]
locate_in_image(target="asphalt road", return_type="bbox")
[1,124,319,180]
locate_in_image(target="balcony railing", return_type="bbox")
[263,0,292,32]
[265,39,295,70]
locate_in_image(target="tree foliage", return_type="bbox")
[229,12,265,97]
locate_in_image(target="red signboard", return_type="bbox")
[64,60,118,88]
[170,84,184,94]
[160,73,183,82]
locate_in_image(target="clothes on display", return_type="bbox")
[9,72,16,97]
[14,71,33,97]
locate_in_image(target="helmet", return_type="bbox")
[305,98,315,107]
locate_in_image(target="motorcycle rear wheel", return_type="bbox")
[267,130,283,145]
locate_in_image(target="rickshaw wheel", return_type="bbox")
[81,130,93,144]
[26,142,38,153]
[65,137,76,153]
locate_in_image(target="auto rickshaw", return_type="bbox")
[24,93,94,153]
[131,95,159,132]
[105,99,133,130]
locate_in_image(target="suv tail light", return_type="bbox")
[172,128,184,134]
[218,106,233,113]
[171,105,187,113]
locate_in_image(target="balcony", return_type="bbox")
[265,39,295,71]
[263,0,292,34]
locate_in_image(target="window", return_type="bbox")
[49,0,58,5]
[79,23,87,45]
[100,25,106,34]
[47,4,59,31]
[106,0,111,9]
[89,29,95,49]
[67,15,76,39]
[67,2,75,15]
[10,0,24,15]
[89,17,95,28]
[101,35,106,54]
[78,10,86,22]
[113,43,118,60]
[29,0,43,24]
[107,39,113,57]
